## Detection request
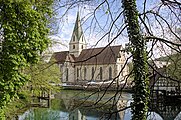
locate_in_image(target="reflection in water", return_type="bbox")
[16,90,181,120]
[69,109,86,120]
[17,90,131,120]
[148,101,181,120]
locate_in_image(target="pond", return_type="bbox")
[16,90,181,120]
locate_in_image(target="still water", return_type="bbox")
[17,90,181,120]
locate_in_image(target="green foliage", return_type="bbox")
[4,95,30,120]
[122,0,149,119]
[4,59,60,119]
[26,59,61,94]
[163,53,181,80]
[0,0,53,118]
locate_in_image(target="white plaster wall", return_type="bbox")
[69,36,86,57]
[75,64,118,82]
[116,51,129,81]
[61,62,75,83]
[61,62,128,84]
[60,51,129,84]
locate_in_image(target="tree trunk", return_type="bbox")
[122,0,149,119]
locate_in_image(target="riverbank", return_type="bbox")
[61,84,133,93]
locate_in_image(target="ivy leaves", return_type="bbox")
[122,0,149,119]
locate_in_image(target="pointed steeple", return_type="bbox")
[69,12,87,57]
[72,12,83,41]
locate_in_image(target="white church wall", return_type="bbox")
[57,12,130,85]
[75,64,118,82]
[61,62,75,83]
[60,59,129,85]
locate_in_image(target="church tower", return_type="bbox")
[69,12,87,57]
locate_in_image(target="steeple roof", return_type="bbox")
[72,12,84,41]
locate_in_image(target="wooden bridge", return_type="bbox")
[31,90,52,108]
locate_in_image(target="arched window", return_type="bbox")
[100,67,102,81]
[73,35,75,41]
[121,65,123,76]
[109,67,112,80]
[77,68,79,78]
[84,67,87,80]
[92,67,94,79]
[66,68,68,81]
[73,45,75,49]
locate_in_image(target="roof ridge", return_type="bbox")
[82,45,122,50]
[54,51,69,53]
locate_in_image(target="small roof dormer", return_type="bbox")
[69,12,87,57]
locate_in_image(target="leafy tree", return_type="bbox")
[122,0,149,119]
[47,0,181,119]
[4,58,61,119]
[26,58,61,96]
[158,53,181,81]
[0,0,53,119]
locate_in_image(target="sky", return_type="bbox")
[49,0,180,59]
[49,0,129,52]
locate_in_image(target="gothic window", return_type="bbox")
[117,53,121,58]
[66,68,68,81]
[92,67,94,79]
[77,68,79,78]
[109,67,112,80]
[84,67,87,80]
[100,67,102,81]
[121,65,123,76]
[73,45,75,49]
[73,35,75,41]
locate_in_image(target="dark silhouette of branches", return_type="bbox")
[48,0,181,119]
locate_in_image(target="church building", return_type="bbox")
[52,13,128,85]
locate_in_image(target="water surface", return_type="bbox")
[17,90,181,120]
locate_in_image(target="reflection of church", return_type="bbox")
[59,91,128,120]
[69,109,86,120]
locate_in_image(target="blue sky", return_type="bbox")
[50,0,129,51]
[49,0,180,59]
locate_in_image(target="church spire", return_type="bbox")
[73,12,83,41]
[69,12,87,57]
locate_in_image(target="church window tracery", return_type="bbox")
[77,67,79,78]
[84,67,86,80]
[100,67,103,81]
[73,35,75,41]
[66,68,68,81]
[92,67,94,79]
[109,67,112,80]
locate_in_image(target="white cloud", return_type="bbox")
[49,35,68,52]
[50,2,129,52]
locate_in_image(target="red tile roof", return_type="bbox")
[51,51,69,64]
[75,45,122,65]
[52,45,122,65]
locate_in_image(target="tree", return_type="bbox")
[26,58,61,96]
[50,0,181,119]
[122,0,149,119]
[4,58,61,119]
[0,0,53,119]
